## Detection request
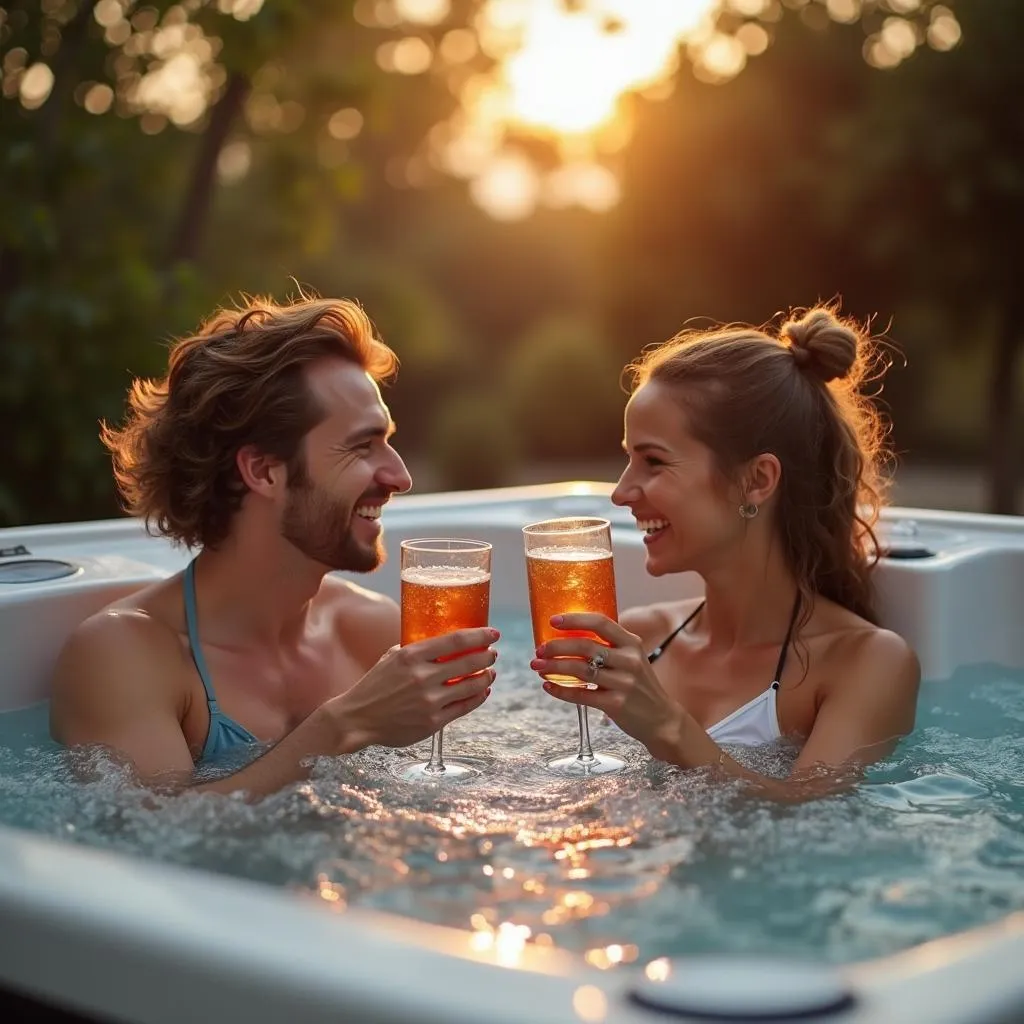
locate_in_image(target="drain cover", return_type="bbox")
[630,957,854,1020]
[0,558,80,583]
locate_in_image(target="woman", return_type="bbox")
[530,307,920,797]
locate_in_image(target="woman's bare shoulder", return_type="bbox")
[810,599,920,695]
[620,597,703,648]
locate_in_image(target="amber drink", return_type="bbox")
[526,548,617,685]
[401,565,490,681]
[392,538,492,782]
[522,517,625,776]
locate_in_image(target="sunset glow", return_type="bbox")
[3,0,963,222]
[408,0,960,219]
[500,0,714,136]
[432,0,721,217]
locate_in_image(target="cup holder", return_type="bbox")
[878,518,962,561]
[881,546,937,560]
[0,558,81,584]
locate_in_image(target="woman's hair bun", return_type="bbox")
[780,308,859,384]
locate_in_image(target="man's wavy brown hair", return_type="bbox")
[101,297,398,549]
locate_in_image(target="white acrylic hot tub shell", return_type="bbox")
[0,483,1022,1024]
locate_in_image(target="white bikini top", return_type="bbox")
[704,681,781,746]
[646,597,799,747]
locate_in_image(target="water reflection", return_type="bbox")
[1,648,1023,966]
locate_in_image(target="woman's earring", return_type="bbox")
[738,502,759,519]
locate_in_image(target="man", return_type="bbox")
[50,297,497,796]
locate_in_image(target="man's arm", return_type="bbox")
[50,612,197,780]
[186,635,499,798]
[51,615,498,798]
[50,614,351,794]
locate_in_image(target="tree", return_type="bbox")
[0,0,464,524]
[599,2,1024,513]
[820,0,1024,512]
[6,0,1008,527]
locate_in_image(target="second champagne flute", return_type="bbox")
[523,517,626,777]
[392,538,492,782]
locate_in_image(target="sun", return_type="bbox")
[417,0,726,218]
[501,0,718,136]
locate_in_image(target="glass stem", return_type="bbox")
[576,706,596,765]
[426,727,446,774]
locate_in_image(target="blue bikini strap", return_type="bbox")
[183,558,219,708]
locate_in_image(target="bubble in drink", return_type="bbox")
[525,547,617,686]
[400,565,491,645]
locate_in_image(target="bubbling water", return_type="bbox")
[1,612,1023,968]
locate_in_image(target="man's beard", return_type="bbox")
[279,476,384,574]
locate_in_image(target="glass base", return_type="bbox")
[545,752,626,777]
[390,758,482,782]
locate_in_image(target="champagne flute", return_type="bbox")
[523,517,626,776]
[392,538,492,781]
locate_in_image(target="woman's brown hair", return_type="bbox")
[101,297,397,549]
[628,306,891,623]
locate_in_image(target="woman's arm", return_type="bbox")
[534,614,920,803]
[790,628,920,770]
[648,628,919,801]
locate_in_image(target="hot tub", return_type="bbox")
[0,483,1022,1024]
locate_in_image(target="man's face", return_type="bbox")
[279,359,411,572]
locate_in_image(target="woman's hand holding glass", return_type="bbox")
[530,613,688,763]
[523,516,628,776]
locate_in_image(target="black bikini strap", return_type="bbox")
[647,601,705,663]
[772,593,802,686]
[648,593,801,680]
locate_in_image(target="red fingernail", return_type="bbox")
[488,628,501,639]
[486,687,492,696]
[551,615,563,627]
[530,659,541,670]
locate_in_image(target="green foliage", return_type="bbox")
[805,0,1024,509]
[329,261,468,452]
[428,394,521,492]
[0,0,455,526]
[505,315,625,461]
[2,0,1020,524]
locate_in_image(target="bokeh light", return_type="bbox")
[3,0,962,217]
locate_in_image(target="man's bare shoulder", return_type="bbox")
[50,591,187,725]
[319,574,400,667]
[321,573,399,620]
[64,600,177,647]
[49,584,197,773]
[94,572,184,621]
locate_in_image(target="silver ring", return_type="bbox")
[588,651,607,680]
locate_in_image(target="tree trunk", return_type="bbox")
[167,71,251,267]
[38,0,101,155]
[0,0,100,337]
[986,301,1024,514]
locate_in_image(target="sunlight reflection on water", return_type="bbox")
[1,612,1023,966]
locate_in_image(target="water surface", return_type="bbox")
[1,611,1022,967]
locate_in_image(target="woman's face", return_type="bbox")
[612,381,744,577]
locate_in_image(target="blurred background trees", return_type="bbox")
[1,0,1021,525]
